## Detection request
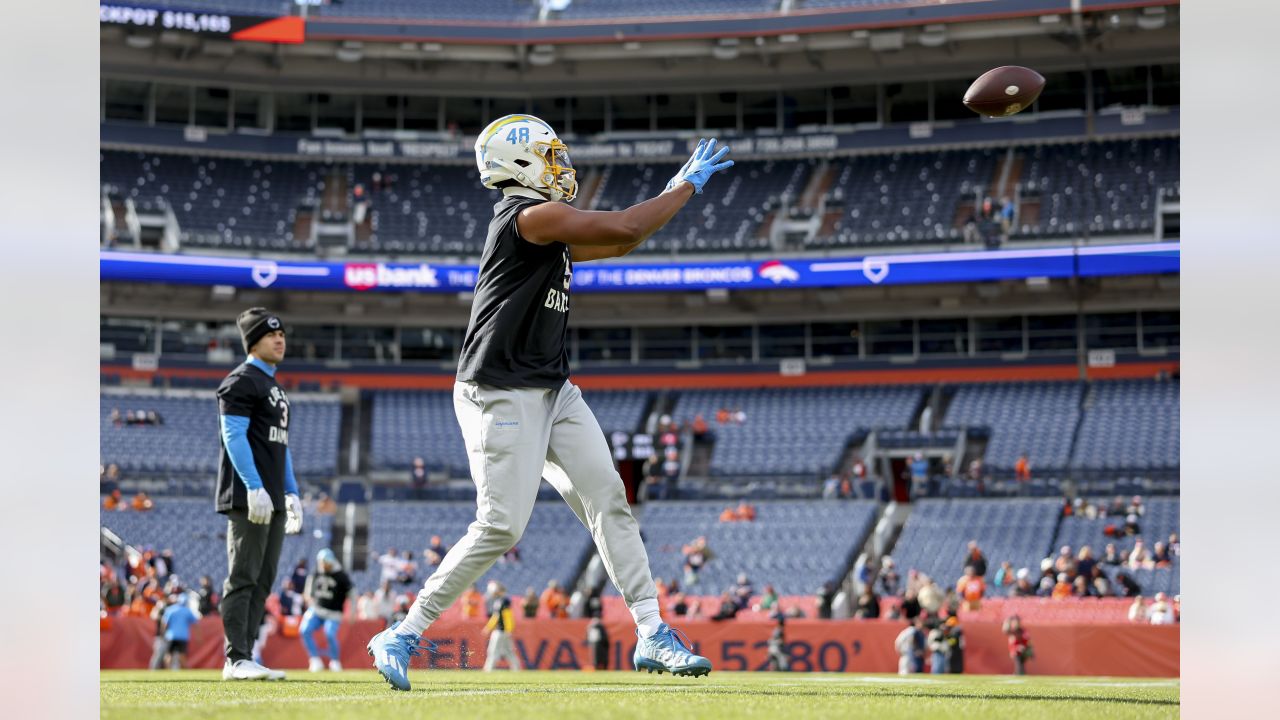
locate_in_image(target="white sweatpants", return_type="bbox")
[406,380,657,627]
[484,630,521,671]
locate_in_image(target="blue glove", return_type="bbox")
[665,138,734,194]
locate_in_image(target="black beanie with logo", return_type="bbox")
[237,307,285,354]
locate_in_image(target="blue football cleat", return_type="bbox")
[366,622,434,691]
[633,624,712,677]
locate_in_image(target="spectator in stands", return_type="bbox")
[917,576,945,616]
[500,544,524,565]
[928,621,948,674]
[691,414,712,444]
[315,493,337,515]
[398,550,419,585]
[1036,559,1056,597]
[277,579,301,617]
[1010,568,1036,598]
[715,407,731,425]
[1003,615,1033,675]
[540,580,569,619]
[735,501,756,522]
[956,566,986,611]
[425,536,449,567]
[103,488,125,511]
[669,592,690,618]
[411,457,427,499]
[816,582,837,620]
[147,410,164,426]
[642,452,665,500]
[753,584,779,613]
[733,573,754,610]
[369,581,395,623]
[964,541,988,578]
[878,557,901,597]
[521,587,539,619]
[1128,495,1145,517]
[377,548,401,586]
[131,491,154,512]
[823,473,841,500]
[1168,532,1180,557]
[994,561,1015,591]
[1149,593,1175,625]
[1152,541,1172,566]
[895,616,927,675]
[461,584,485,619]
[908,454,929,499]
[195,576,218,616]
[1072,574,1092,597]
[662,446,681,487]
[102,571,127,615]
[1076,546,1097,579]
[1128,595,1149,623]
[289,559,308,595]
[1053,545,1076,576]
[711,591,740,622]
[855,588,881,619]
[1124,514,1143,537]
[1101,542,1123,566]
[1014,453,1031,483]
[999,197,1015,239]
[109,407,123,426]
[1127,539,1153,569]
[1115,572,1142,598]
[1107,495,1127,516]
[682,536,714,586]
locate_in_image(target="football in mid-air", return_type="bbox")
[963,66,1045,117]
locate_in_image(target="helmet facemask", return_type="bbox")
[533,138,577,202]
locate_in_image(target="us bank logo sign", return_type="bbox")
[343,263,441,291]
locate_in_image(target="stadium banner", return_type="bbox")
[99,243,1180,294]
[100,4,305,43]
[100,108,1177,163]
[100,615,1179,677]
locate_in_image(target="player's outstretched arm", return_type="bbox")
[520,137,733,257]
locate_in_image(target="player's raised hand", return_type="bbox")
[666,138,734,194]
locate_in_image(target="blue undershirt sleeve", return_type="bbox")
[284,447,299,496]
[219,415,263,491]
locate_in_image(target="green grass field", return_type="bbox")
[101,669,1179,719]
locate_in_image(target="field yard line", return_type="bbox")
[108,685,702,709]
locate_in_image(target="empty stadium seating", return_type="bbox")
[101,138,1178,256]
[592,158,814,254]
[355,500,595,595]
[814,147,1000,248]
[943,382,1082,471]
[368,389,650,472]
[674,386,922,477]
[100,391,341,477]
[1017,138,1180,238]
[101,497,335,591]
[890,498,1062,588]
[631,500,879,596]
[1072,379,1179,471]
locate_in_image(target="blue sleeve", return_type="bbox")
[284,447,299,496]
[219,415,263,491]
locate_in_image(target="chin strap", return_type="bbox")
[502,186,550,201]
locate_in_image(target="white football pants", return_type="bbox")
[404,380,657,628]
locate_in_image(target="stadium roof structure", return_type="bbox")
[101,1,1178,96]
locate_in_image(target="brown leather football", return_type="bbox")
[963,66,1046,118]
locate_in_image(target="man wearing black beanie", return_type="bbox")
[215,307,304,681]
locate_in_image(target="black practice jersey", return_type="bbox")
[306,570,354,613]
[456,195,572,389]
[215,362,291,513]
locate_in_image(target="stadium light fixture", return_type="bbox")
[712,37,740,61]
[918,25,947,48]
[336,41,363,63]
[1137,7,1167,30]
[124,33,154,49]
[528,45,556,66]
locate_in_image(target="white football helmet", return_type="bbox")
[474,114,577,202]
